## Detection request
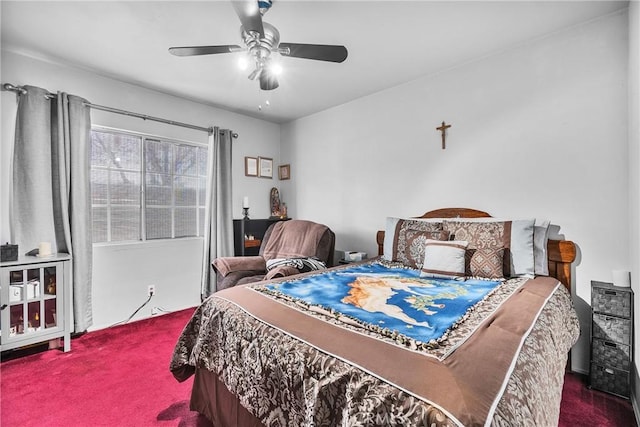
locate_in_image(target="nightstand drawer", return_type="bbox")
[592,284,632,318]
[592,338,630,371]
[592,313,631,345]
[590,363,629,398]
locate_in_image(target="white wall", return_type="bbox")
[281,11,629,374]
[629,0,640,415]
[1,50,281,330]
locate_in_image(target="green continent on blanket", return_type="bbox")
[259,262,500,345]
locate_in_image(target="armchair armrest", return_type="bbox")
[212,256,266,277]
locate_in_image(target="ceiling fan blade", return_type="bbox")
[259,72,279,91]
[279,43,348,63]
[231,0,264,37]
[169,45,241,56]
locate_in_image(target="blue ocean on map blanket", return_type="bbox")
[262,262,501,344]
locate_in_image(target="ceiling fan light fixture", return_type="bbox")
[170,0,348,90]
[237,54,250,70]
[268,61,283,76]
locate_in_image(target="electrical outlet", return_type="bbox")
[147,285,156,296]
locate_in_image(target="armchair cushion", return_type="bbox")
[212,256,266,277]
[265,266,300,281]
[217,270,265,292]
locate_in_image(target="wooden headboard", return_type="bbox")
[376,208,576,292]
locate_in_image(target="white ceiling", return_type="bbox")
[1,1,628,124]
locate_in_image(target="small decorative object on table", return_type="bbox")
[270,187,283,218]
[1,243,18,262]
[37,242,52,258]
[242,196,250,220]
[340,251,367,264]
[612,269,631,287]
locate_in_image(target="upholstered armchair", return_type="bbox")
[213,219,335,292]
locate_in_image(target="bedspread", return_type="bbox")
[171,262,579,427]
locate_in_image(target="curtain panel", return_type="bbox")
[201,127,234,298]
[11,85,93,332]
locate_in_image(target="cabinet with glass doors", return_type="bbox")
[0,254,71,352]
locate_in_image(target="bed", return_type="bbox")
[171,208,580,427]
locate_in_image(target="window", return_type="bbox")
[90,128,208,243]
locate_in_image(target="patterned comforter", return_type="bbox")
[171,261,580,426]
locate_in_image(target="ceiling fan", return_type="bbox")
[169,0,348,91]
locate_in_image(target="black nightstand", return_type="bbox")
[232,218,289,256]
[589,280,633,398]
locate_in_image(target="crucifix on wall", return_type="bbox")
[436,121,452,149]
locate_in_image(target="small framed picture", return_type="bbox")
[278,164,290,180]
[258,157,273,179]
[244,156,258,177]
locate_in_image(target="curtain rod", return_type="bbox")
[2,83,239,138]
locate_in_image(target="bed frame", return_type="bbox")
[376,208,576,292]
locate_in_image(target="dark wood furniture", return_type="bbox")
[376,207,576,291]
[233,218,288,256]
[589,280,633,398]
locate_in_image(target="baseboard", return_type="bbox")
[571,367,589,375]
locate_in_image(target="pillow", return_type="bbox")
[266,257,326,273]
[533,219,550,276]
[420,239,468,280]
[469,247,505,280]
[382,217,447,268]
[509,219,535,278]
[443,220,511,276]
[443,218,536,278]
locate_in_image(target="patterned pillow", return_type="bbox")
[469,248,505,279]
[420,240,468,280]
[266,257,326,273]
[443,220,511,276]
[389,218,448,268]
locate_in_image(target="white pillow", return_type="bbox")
[382,217,401,261]
[510,219,535,278]
[533,219,550,276]
[420,239,468,280]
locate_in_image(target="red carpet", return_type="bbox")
[1,308,210,427]
[560,371,636,427]
[1,307,636,426]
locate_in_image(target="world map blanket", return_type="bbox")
[258,262,501,349]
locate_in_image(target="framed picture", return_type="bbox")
[244,156,258,177]
[258,157,273,178]
[278,164,290,180]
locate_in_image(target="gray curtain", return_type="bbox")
[201,127,234,298]
[11,85,93,332]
